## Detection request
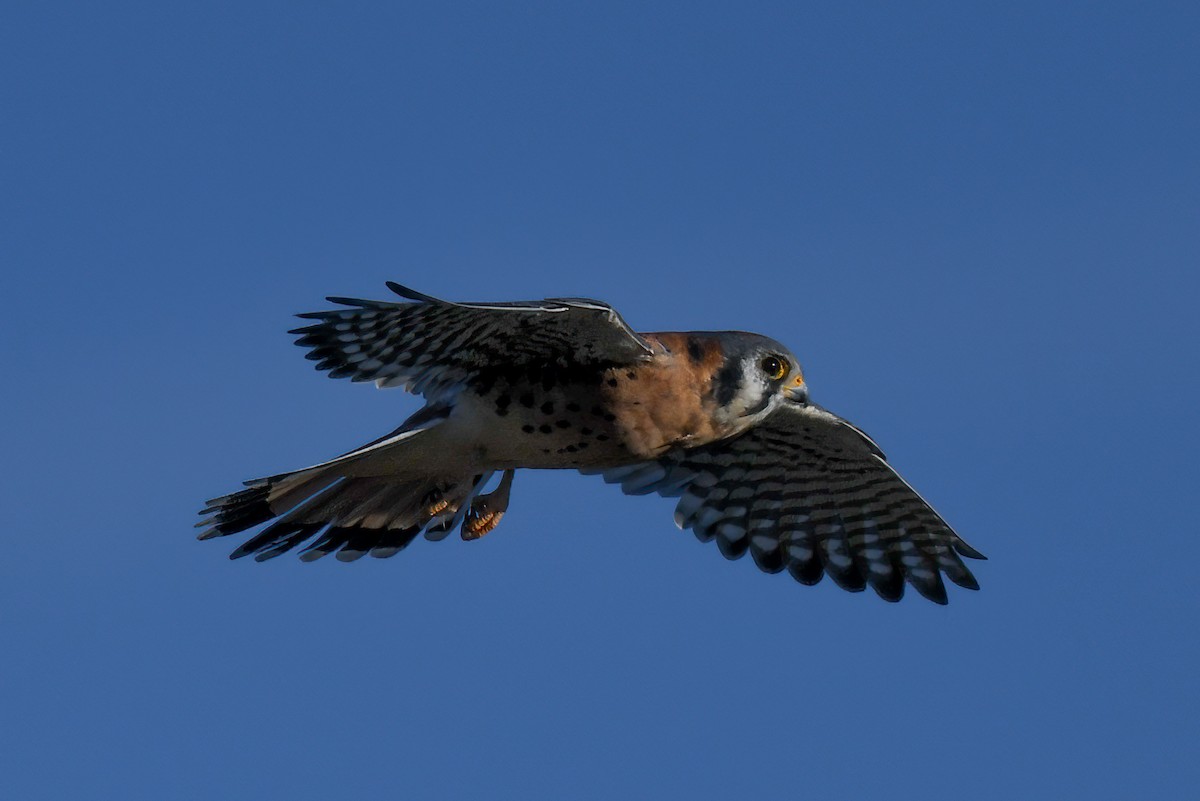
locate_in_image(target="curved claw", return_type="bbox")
[461,470,515,541]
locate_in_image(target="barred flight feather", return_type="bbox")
[289,284,652,399]
[587,402,985,604]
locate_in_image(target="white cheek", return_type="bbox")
[733,376,775,417]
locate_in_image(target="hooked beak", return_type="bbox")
[785,376,809,405]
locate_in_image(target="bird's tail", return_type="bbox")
[196,407,515,561]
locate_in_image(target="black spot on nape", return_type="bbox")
[596,433,609,442]
[577,441,589,449]
[519,393,535,408]
[564,444,578,453]
[625,370,637,380]
[686,337,705,365]
[566,402,581,412]
[590,405,606,417]
[540,401,555,415]
[580,426,593,436]
[521,424,536,434]
[713,357,744,407]
[606,378,618,387]
[539,424,553,434]
[555,419,571,429]
[494,394,511,416]
[602,412,617,422]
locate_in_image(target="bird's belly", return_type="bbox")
[452,384,636,469]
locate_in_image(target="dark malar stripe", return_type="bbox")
[713,357,744,407]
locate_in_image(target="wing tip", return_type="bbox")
[324,295,387,308]
[385,281,440,304]
[912,582,950,605]
[952,573,981,592]
[954,539,988,561]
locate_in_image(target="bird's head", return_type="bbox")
[706,332,807,426]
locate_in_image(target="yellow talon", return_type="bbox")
[427,498,450,516]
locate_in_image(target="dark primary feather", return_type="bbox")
[288,282,655,398]
[587,402,985,604]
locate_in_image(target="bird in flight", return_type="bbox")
[198,282,985,603]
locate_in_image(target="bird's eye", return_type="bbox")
[760,356,788,381]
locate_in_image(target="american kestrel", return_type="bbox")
[199,282,985,604]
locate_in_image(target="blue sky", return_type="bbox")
[3,2,1197,798]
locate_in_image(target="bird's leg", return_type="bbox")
[422,484,462,541]
[461,470,515,540]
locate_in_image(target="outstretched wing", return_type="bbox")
[588,402,985,604]
[290,282,654,398]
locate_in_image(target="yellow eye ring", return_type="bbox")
[760,355,788,381]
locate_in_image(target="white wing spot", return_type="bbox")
[786,544,813,562]
[717,522,747,543]
[826,550,854,570]
[750,534,776,551]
